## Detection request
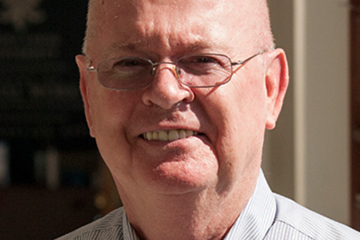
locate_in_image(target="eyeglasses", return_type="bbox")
[87,51,265,91]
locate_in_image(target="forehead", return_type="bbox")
[87,0,261,59]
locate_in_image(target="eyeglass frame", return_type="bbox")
[85,50,267,91]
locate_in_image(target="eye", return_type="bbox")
[181,55,225,68]
[178,55,228,76]
[112,58,149,69]
[192,56,219,64]
[100,57,151,80]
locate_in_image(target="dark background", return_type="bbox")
[0,0,95,184]
[0,1,104,239]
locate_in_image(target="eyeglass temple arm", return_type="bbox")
[231,50,267,66]
[85,56,97,71]
[87,65,97,71]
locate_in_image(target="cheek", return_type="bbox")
[203,75,267,182]
[89,90,137,162]
[90,89,133,132]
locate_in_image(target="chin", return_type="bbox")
[140,158,219,195]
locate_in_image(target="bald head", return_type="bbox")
[82,0,274,56]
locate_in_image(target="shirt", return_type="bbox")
[56,170,360,239]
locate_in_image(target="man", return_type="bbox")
[57,0,360,239]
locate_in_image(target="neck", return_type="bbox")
[119,183,255,240]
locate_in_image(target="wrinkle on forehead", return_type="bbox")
[86,0,225,55]
[104,39,215,58]
[84,0,273,57]
[85,0,222,36]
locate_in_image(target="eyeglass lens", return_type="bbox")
[97,54,233,90]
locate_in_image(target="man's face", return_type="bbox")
[78,0,287,198]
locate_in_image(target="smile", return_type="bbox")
[142,129,199,141]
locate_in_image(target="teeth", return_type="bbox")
[143,129,198,141]
[146,132,153,140]
[168,130,179,141]
[179,130,187,139]
[158,130,168,141]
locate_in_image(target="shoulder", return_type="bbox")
[265,194,360,240]
[55,207,125,240]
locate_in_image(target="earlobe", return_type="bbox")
[264,49,289,130]
[76,55,96,138]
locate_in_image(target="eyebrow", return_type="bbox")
[102,40,143,58]
[103,38,217,58]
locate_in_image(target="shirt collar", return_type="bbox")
[224,170,276,239]
[123,212,140,240]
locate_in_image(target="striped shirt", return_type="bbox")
[56,170,360,239]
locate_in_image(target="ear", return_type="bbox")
[76,54,96,138]
[265,49,289,130]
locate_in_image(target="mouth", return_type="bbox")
[142,129,200,141]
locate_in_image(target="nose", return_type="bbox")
[142,64,194,109]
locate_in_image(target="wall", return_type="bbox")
[264,0,350,225]
[263,0,295,200]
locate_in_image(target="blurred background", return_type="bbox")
[0,1,120,239]
[0,0,359,239]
